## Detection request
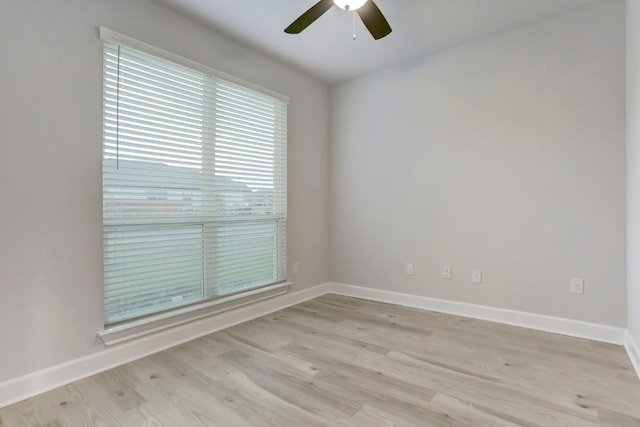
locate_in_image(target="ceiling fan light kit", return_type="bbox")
[285,0,392,40]
[333,0,368,11]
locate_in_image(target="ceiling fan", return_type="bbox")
[285,0,392,40]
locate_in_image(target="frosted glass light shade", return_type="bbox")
[333,0,368,11]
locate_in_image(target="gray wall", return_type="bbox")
[0,0,330,382]
[628,0,640,346]
[330,1,627,327]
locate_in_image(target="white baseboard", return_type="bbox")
[328,283,626,345]
[0,283,330,409]
[2,281,635,409]
[626,331,640,379]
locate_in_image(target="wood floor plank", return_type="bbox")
[1,295,639,426]
[216,349,360,421]
[429,392,526,427]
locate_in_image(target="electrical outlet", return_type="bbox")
[293,262,300,274]
[442,265,451,280]
[406,262,414,275]
[472,269,482,283]
[571,278,584,295]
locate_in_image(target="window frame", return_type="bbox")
[98,27,290,344]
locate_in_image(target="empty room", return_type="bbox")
[1,0,640,425]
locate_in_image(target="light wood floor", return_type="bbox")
[1,295,639,426]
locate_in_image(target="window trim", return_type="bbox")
[98,27,290,342]
[99,27,289,104]
[99,281,291,346]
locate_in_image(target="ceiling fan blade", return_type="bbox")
[285,0,334,34]
[357,1,392,40]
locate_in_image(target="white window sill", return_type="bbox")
[98,282,291,346]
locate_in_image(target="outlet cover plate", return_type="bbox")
[406,263,414,276]
[571,278,584,294]
[443,266,451,279]
[472,269,482,283]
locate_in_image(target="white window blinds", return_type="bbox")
[102,39,287,325]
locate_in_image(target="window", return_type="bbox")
[102,32,288,325]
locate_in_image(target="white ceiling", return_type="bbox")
[155,0,599,84]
